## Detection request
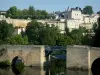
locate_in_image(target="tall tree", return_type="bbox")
[0,20,14,42]
[39,24,60,45]
[6,6,18,18]
[25,20,44,44]
[25,20,61,45]
[28,6,35,16]
[92,17,100,47]
[82,6,94,15]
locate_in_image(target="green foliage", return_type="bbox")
[25,20,90,45]
[25,20,44,44]
[6,6,52,19]
[56,34,67,46]
[66,36,74,45]
[82,6,94,15]
[82,34,90,45]
[92,17,100,47]
[0,60,11,67]
[0,20,14,43]
[25,20,61,45]
[70,30,83,44]
[92,23,98,33]
[14,62,25,73]
[50,59,66,75]
[7,35,29,45]
[39,24,60,45]
[65,27,90,45]
[28,6,35,16]
[6,6,17,18]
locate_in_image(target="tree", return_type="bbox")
[68,27,89,45]
[22,9,28,15]
[7,35,28,45]
[25,20,61,45]
[56,34,68,46]
[66,36,74,45]
[28,6,35,17]
[6,6,18,18]
[92,23,98,33]
[0,20,14,43]
[92,17,100,47]
[25,20,44,44]
[39,24,60,45]
[16,9,23,19]
[6,6,50,19]
[82,6,94,15]
[82,34,90,45]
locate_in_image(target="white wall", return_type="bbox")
[67,19,81,30]
[71,10,82,20]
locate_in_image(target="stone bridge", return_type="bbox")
[0,45,100,70]
[0,45,46,67]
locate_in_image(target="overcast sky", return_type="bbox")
[0,0,99,13]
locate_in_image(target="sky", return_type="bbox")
[0,0,99,13]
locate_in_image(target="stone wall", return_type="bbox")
[89,47,100,69]
[66,45,100,69]
[0,45,46,67]
[67,45,89,69]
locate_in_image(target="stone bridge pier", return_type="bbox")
[0,45,46,67]
[66,45,100,70]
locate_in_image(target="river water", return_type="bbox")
[0,67,93,75]
[0,55,93,75]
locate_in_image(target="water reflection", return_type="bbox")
[49,58,66,75]
[0,67,94,75]
[67,69,91,75]
[0,57,94,75]
[11,66,24,75]
[0,67,45,75]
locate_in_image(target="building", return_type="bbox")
[13,27,25,35]
[62,7,100,31]
[0,11,7,14]
[0,7,99,34]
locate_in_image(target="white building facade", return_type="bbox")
[0,8,99,34]
[64,8,99,31]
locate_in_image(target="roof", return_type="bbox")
[0,11,7,12]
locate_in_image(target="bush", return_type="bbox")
[0,60,11,67]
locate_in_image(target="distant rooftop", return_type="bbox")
[0,10,7,14]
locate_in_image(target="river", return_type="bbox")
[0,53,93,75]
[0,67,93,75]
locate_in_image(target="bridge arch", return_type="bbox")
[12,56,24,66]
[91,57,100,75]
